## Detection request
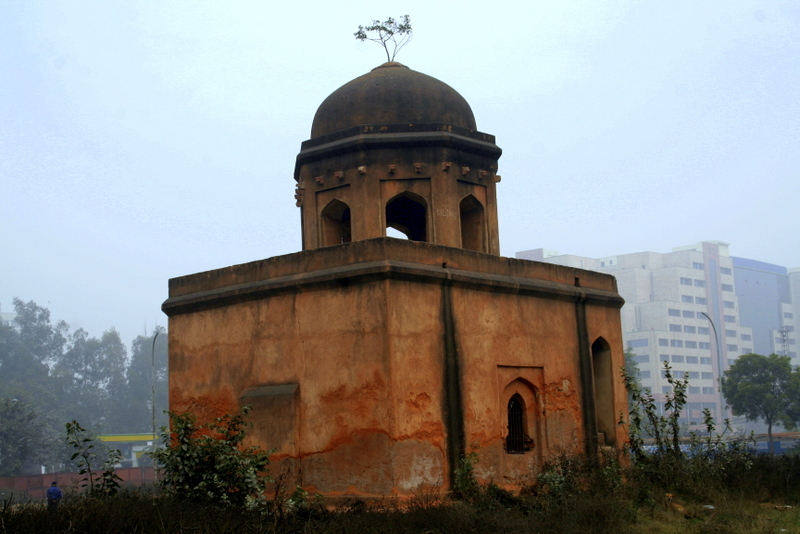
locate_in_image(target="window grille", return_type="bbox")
[506,396,525,454]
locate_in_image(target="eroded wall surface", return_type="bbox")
[164,238,625,495]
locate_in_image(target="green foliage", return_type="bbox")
[0,298,169,476]
[150,407,273,507]
[0,318,63,474]
[623,361,755,499]
[0,398,49,476]
[452,451,481,501]
[532,451,625,516]
[354,16,412,62]
[451,450,520,511]
[11,298,69,366]
[66,420,122,496]
[534,456,580,504]
[623,347,640,377]
[623,360,689,459]
[722,353,798,453]
[99,449,124,496]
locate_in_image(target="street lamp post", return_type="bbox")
[151,330,160,443]
[701,311,726,420]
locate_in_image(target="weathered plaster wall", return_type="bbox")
[452,287,584,486]
[584,305,628,446]
[164,238,626,496]
[169,281,402,496]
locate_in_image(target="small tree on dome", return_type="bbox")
[354,16,412,62]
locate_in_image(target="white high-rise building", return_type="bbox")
[517,241,800,430]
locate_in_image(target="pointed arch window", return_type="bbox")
[592,337,616,446]
[386,192,427,242]
[321,199,351,247]
[459,194,486,252]
[506,394,526,454]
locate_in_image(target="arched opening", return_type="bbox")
[502,377,542,459]
[459,194,486,252]
[506,394,526,454]
[320,199,351,247]
[386,192,427,242]
[591,337,616,446]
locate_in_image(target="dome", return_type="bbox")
[310,62,477,139]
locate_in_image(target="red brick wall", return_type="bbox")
[0,467,156,500]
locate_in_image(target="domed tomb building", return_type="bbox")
[296,62,500,253]
[163,63,627,496]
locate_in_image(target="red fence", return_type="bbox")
[0,467,156,501]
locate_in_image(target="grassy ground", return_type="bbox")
[2,454,799,534]
[630,496,799,534]
[1,488,797,534]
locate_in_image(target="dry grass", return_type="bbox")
[2,454,799,534]
[630,498,800,534]
[0,491,797,534]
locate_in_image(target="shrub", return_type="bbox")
[622,362,756,500]
[150,406,273,507]
[451,451,481,502]
[66,420,123,496]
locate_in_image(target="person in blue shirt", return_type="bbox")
[46,481,62,510]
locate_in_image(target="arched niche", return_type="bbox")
[385,192,427,242]
[591,337,616,446]
[320,199,352,247]
[501,378,541,455]
[459,194,486,253]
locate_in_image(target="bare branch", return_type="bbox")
[354,15,413,62]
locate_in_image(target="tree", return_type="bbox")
[0,321,65,473]
[354,16,412,62]
[0,322,53,399]
[624,347,641,380]
[2,300,69,427]
[12,298,68,367]
[55,328,128,431]
[722,353,797,453]
[0,398,51,476]
[2,298,169,467]
[787,370,800,429]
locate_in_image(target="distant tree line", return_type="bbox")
[0,298,167,476]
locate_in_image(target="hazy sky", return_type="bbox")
[2,1,799,346]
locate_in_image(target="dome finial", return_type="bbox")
[354,15,412,63]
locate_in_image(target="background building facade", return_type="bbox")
[518,241,800,431]
[733,257,798,360]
